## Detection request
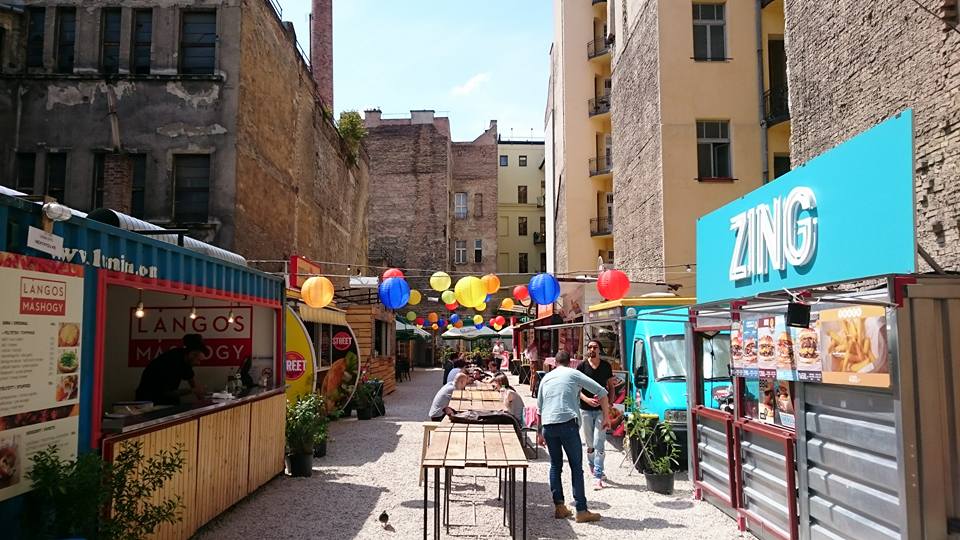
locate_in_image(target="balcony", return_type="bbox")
[589,155,612,177]
[764,86,790,126]
[587,38,610,60]
[589,93,611,117]
[590,216,613,237]
[533,231,546,245]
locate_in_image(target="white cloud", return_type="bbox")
[451,72,491,96]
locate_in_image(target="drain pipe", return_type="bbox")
[755,0,770,184]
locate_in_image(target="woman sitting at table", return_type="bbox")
[492,373,524,423]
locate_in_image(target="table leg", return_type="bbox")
[510,468,516,539]
[522,468,527,540]
[423,466,428,540]
[502,468,508,527]
[434,467,440,539]
[444,468,450,533]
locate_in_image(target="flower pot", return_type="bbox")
[644,472,675,495]
[286,452,313,477]
[313,439,328,458]
[374,397,385,417]
[356,406,373,420]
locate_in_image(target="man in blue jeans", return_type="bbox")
[578,339,614,490]
[537,351,611,522]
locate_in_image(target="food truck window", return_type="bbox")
[589,324,620,366]
[633,338,648,387]
[649,335,686,380]
[701,334,731,380]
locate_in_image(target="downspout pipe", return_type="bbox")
[755,0,770,184]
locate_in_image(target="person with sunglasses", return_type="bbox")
[577,339,613,489]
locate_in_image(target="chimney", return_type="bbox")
[364,108,382,128]
[102,153,133,214]
[310,0,333,109]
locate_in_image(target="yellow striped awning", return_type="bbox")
[298,304,348,326]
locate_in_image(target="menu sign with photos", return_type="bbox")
[820,305,889,387]
[773,317,797,381]
[730,322,743,377]
[775,381,796,429]
[756,318,777,379]
[0,252,84,502]
[796,313,822,382]
[741,319,759,379]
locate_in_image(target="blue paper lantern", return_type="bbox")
[449,313,460,324]
[438,318,447,328]
[378,277,410,310]
[528,273,561,305]
[474,323,484,330]
[485,294,492,302]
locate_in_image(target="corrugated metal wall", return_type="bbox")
[739,426,794,538]
[800,384,902,540]
[696,412,733,500]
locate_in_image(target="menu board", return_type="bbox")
[0,252,84,502]
[756,317,777,379]
[773,317,797,381]
[775,381,796,429]
[741,319,759,379]
[820,305,890,387]
[730,322,743,377]
[796,313,822,382]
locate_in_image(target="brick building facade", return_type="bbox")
[364,110,497,280]
[784,0,960,271]
[0,0,368,281]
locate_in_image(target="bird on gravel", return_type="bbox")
[379,511,389,529]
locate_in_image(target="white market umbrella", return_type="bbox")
[442,326,498,340]
[498,326,514,337]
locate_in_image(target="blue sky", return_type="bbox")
[276,1,553,141]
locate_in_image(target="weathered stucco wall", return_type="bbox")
[235,0,368,282]
[451,122,498,274]
[785,0,960,270]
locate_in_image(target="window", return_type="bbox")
[180,11,216,75]
[499,155,508,167]
[0,28,5,70]
[100,8,122,74]
[518,253,528,274]
[26,8,45,69]
[702,334,731,381]
[517,185,527,204]
[455,240,467,264]
[173,154,210,222]
[696,120,731,179]
[45,153,67,202]
[773,154,791,180]
[693,4,725,61]
[518,216,528,236]
[540,216,546,235]
[454,192,467,219]
[474,193,483,217]
[56,7,77,74]
[474,239,483,263]
[132,9,153,75]
[650,335,688,380]
[13,153,36,194]
[540,252,547,272]
[519,155,528,167]
[92,154,147,215]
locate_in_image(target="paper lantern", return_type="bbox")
[301,276,334,309]
[496,315,506,326]
[415,317,425,326]
[408,289,422,306]
[513,285,530,302]
[455,321,464,328]
[441,290,456,305]
[454,276,486,308]
[597,269,630,301]
[378,277,410,310]
[473,315,483,325]
[406,311,416,322]
[445,302,458,311]
[501,298,515,310]
[432,323,439,330]
[529,273,561,305]
[438,319,446,328]
[449,314,461,324]
[382,268,404,279]
[476,301,486,312]
[430,271,451,292]
[520,297,531,307]
[474,324,484,330]
[427,312,439,323]
[493,324,502,331]
[481,274,501,294]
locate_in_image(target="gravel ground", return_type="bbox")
[196,368,747,540]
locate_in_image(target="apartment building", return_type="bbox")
[544,0,614,276]
[496,140,546,283]
[0,0,369,279]
[363,110,498,276]
[607,0,788,293]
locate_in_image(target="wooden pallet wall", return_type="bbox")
[346,305,397,395]
[248,394,286,490]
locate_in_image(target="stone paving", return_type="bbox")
[196,368,747,539]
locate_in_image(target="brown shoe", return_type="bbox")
[554,504,572,519]
[576,510,601,523]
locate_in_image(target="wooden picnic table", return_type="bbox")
[422,424,528,539]
[450,389,503,412]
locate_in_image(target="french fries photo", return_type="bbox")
[822,307,887,374]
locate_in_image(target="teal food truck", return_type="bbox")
[586,297,732,449]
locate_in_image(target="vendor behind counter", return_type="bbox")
[135,334,206,405]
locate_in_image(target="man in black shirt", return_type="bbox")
[136,334,207,405]
[577,339,613,489]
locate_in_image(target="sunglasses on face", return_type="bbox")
[587,345,599,350]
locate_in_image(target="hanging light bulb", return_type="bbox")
[227,307,235,324]
[134,289,145,318]
[189,298,197,320]
[685,265,692,273]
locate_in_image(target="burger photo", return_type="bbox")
[758,334,775,360]
[777,332,794,368]
[743,337,757,365]
[797,328,819,365]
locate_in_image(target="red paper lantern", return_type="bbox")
[597,269,631,301]
[415,317,424,326]
[382,268,404,279]
[513,285,529,301]
[445,302,459,311]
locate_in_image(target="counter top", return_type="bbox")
[102,387,285,436]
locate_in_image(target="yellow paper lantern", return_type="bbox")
[494,324,502,331]
[481,274,501,294]
[454,276,486,308]
[301,276,334,308]
[473,315,483,325]
[408,289,422,306]
[428,312,439,323]
[406,311,416,322]
[476,301,486,312]
[501,298,515,310]
[441,290,456,305]
[431,323,439,330]
[430,271,451,292]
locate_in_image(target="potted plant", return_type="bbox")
[368,378,385,417]
[632,417,681,495]
[353,382,374,420]
[313,419,329,458]
[286,393,325,476]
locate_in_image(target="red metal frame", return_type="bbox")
[91,269,283,448]
[733,418,798,540]
[691,405,737,506]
